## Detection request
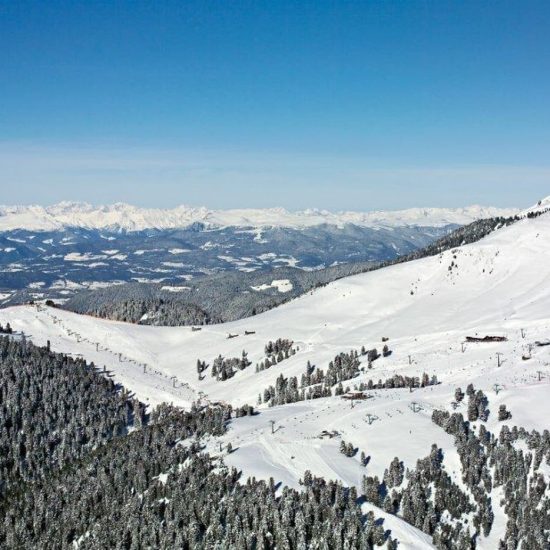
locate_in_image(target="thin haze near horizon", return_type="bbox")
[2,1,550,210]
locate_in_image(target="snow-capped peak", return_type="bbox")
[0,202,519,232]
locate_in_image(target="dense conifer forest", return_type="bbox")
[1,332,549,548]
[0,337,390,549]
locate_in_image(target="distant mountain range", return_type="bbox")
[0,202,519,306]
[0,202,517,232]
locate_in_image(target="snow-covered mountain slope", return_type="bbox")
[0,201,517,231]
[0,222,459,305]
[2,207,546,404]
[1,204,549,548]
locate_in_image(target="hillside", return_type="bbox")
[1,203,549,548]
[60,214,519,325]
[0,222,457,306]
[0,202,517,306]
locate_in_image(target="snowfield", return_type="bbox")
[251,279,294,293]
[1,206,550,548]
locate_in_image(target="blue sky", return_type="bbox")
[1,1,549,209]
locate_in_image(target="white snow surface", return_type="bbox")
[251,279,294,293]
[0,201,517,231]
[2,205,550,548]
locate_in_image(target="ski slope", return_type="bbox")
[1,206,550,548]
